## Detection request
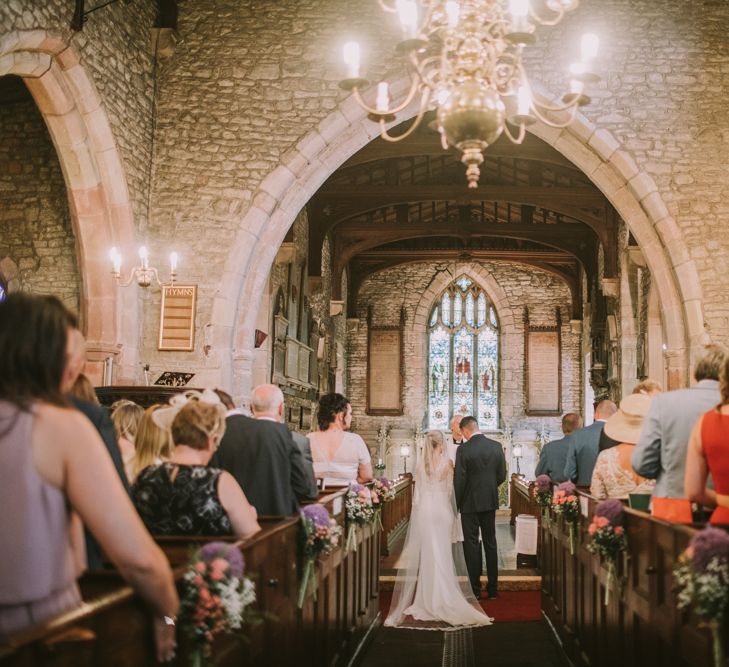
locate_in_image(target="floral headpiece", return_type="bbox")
[152,388,225,432]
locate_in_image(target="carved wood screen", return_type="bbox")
[524,306,562,415]
[366,307,404,416]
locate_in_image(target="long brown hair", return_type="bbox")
[0,293,77,409]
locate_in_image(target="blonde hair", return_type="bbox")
[69,373,98,404]
[129,404,174,482]
[423,430,445,478]
[111,399,144,442]
[632,379,662,395]
[171,400,226,450]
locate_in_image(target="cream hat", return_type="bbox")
[152,388,224,431]
[603,393,653,444]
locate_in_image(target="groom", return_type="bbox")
[454,416,507,600]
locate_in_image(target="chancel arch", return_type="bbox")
[222,82,697,398]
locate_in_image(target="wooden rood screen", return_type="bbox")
[541,491,729,667]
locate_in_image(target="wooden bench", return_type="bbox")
[541,490,729,667]
[1,505,382,667]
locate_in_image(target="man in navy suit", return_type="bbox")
[454,416,506,599]
[564,400,617,486]
[535,412,583,483]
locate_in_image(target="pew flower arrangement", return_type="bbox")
[552,481,581,556]
[674,527,729,667]
[587,499,627,606]
[179,542,256,667]
[370,477,396,530]
[533,475,553,524]
[298,504,342,609]
[345,483,375,552]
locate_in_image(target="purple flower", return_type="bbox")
[301,503,331,528]
[199,541,244,578]
[557,481,577,496]
[595,499,624,526]
[377,477,393,488]
[535,475,552,493]
[689,527,729,574]
[349,483,366,494]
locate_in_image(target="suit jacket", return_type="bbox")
[210,415,317,516]
[454,433,506,513]
[632,380,720,498]
[71,398,129,569]
[535,435,571,483]
[564,421,604,486]
[290,431,319,498]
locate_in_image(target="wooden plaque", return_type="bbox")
[366,307,404,416]
[524,307,562,415]
[158,285,197,351]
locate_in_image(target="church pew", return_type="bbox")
[540,491,729,667]
[379,474,413,557]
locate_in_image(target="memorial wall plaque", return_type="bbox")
[158,285,197,351]
[524,307,562,415]
[366,307,404,415]
[527,332,560,412]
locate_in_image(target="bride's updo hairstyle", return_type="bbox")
[423,430,445,477]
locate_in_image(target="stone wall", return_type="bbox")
[347,262,581,454]
[0,79,78,311]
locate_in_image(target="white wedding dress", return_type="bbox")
[384,448,492,630]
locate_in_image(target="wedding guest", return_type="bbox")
[564,400,618,485]
[447,414,465,464]
[211,384,316,515]
[63,329,130,569]
[0,293,178,661]
[685,355,729,525]
[111,399,145,479]
[535,412,582,483]
[133,394,260,539]
[69,373,99,404]
[633,345,726,498]
[127,404,174,484]
[591,394,656,500]
[309,393,373,486]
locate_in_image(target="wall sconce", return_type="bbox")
[109,246,179,287]
[400,444,410,476]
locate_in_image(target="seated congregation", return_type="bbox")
[0,293,404,666]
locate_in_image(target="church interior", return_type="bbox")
[1,0,728,665]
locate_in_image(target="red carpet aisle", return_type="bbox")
[378,590,541,623]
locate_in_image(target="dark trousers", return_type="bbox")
[461,510,498,596]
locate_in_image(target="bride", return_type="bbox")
[385,430,492,629]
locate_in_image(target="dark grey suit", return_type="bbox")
[291,431,318,498]
[71,398,129,569]
[564,421,605,486]
[535,435,571,483]
[454,433,506,597]
[210,415,317,516]
[632,379,720,498]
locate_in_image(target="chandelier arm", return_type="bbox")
[376,0,397,12]
[351,74,421,116]
[502,122,527,144]
[412,53,443,91]
[529,101,579,128]
[378,88,431,143]
[528,5,566,26]
[115,268,138,288]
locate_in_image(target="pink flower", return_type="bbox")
[195,561,208,573]
[596,516,609,528]
[588,524,597,535]
[614,526,624,535]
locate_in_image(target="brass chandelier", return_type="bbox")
[339,0,600,188]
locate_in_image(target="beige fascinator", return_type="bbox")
[152,388,225,431]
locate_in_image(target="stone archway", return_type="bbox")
[0,30,138,381]
[218,84,700,396]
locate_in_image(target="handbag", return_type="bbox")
[650,497,692,523]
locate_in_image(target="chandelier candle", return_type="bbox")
[338,0,601,188]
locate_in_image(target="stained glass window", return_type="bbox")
[427,276,499,431]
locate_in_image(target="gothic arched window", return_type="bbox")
[427,276,499,431]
